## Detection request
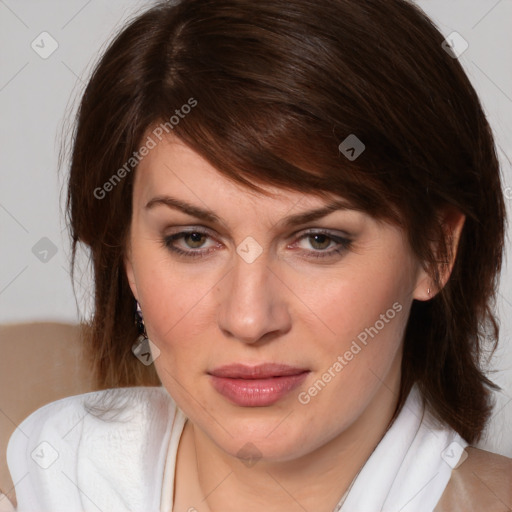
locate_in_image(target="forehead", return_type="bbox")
[134,134,343,213]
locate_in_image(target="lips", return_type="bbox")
[209,363,309,379]
[208,363,310,407]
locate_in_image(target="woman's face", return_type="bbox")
[125,135,428,462]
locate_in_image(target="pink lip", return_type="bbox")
[208,363,310,407]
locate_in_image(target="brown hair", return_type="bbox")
[66,0,505,443]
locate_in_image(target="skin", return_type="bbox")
[124,133,465,512]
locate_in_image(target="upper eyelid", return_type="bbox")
[288,226,352,238]
[163,225,219,241]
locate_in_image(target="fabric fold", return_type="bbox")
[338,385,467,512]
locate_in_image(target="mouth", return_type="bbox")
[208,363,310,407]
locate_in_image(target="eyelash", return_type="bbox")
[161,228,353,261]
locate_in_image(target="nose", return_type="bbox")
[216,252,292,345]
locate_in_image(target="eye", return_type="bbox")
[161,229,220,258]
[302,233,333,250]
[178,232,208,249]
[291,230,353,259]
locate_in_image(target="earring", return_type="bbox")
[135,301,147,340]
[427,287,431,297]
[133,301,157,365]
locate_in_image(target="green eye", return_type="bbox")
[293,230,353,260]
[308,233,332,250]
[182,232,208,249]
[162,229,218,259]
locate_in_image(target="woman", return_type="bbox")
[3,0,511,510]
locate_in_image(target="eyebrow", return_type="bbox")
[145,195,353,228]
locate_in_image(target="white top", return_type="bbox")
[2,384,467,512]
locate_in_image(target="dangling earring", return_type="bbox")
[135,300,147,340]
[132,300,159,365]
[427,287,431,298]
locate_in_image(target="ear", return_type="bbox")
[413,206,465,301]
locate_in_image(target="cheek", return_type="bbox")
[137,269,217,404]
[295,252,414,359]
[292,263,412,441]
[132,236,199,306]
[139,279,214,354]
[292,256,413,424]
[132,245,221,368]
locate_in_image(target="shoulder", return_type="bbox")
[7,385,177,462]
[8,385,175,447]
[7,386,182,512]
[435,446,512,512]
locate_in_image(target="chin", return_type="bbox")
[202,404,322,461]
